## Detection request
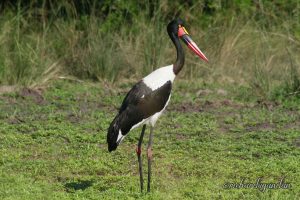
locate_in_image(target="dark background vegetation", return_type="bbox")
[0,0,299,101]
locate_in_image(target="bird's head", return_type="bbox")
[167,18,208,62]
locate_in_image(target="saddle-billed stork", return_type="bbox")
[107,18,208,192]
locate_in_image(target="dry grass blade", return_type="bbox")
[31,61,62,88]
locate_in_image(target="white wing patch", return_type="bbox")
[116,130,125,144]
[130,118,147,131]
[143,65,175,90]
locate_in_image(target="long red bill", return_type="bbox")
[181,34,209,62]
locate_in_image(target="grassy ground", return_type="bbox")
[0,79,299,199]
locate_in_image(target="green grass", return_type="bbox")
[0,80,299,199]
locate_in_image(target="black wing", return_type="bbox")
[118,81,152,114]
[118,80,172,134]
[107,80,172,151]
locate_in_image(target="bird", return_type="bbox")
[107,18,208,193]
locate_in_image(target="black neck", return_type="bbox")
[169,32,185,75]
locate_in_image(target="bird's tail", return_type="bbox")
[107,115,121,152]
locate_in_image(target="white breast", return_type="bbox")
[143,65,176,90]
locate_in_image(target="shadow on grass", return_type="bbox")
[64,180,94,193]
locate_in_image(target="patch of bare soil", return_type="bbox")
[169,99,246,113]
[202,100,245,111]
[293,137,300,148]
[196,89,213,97]
[254,100,280,110]
[75,93,118,112]
[173,97,296,134]
[64,94,118,123]
[175,132,188,140]
[284,120,300,130]
[19,88,45,104]
[169,101,204,112]
[7,116,25,124]
[245,122,277,132]
[66,113,81,123]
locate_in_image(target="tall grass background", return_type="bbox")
[0,0,299,100]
